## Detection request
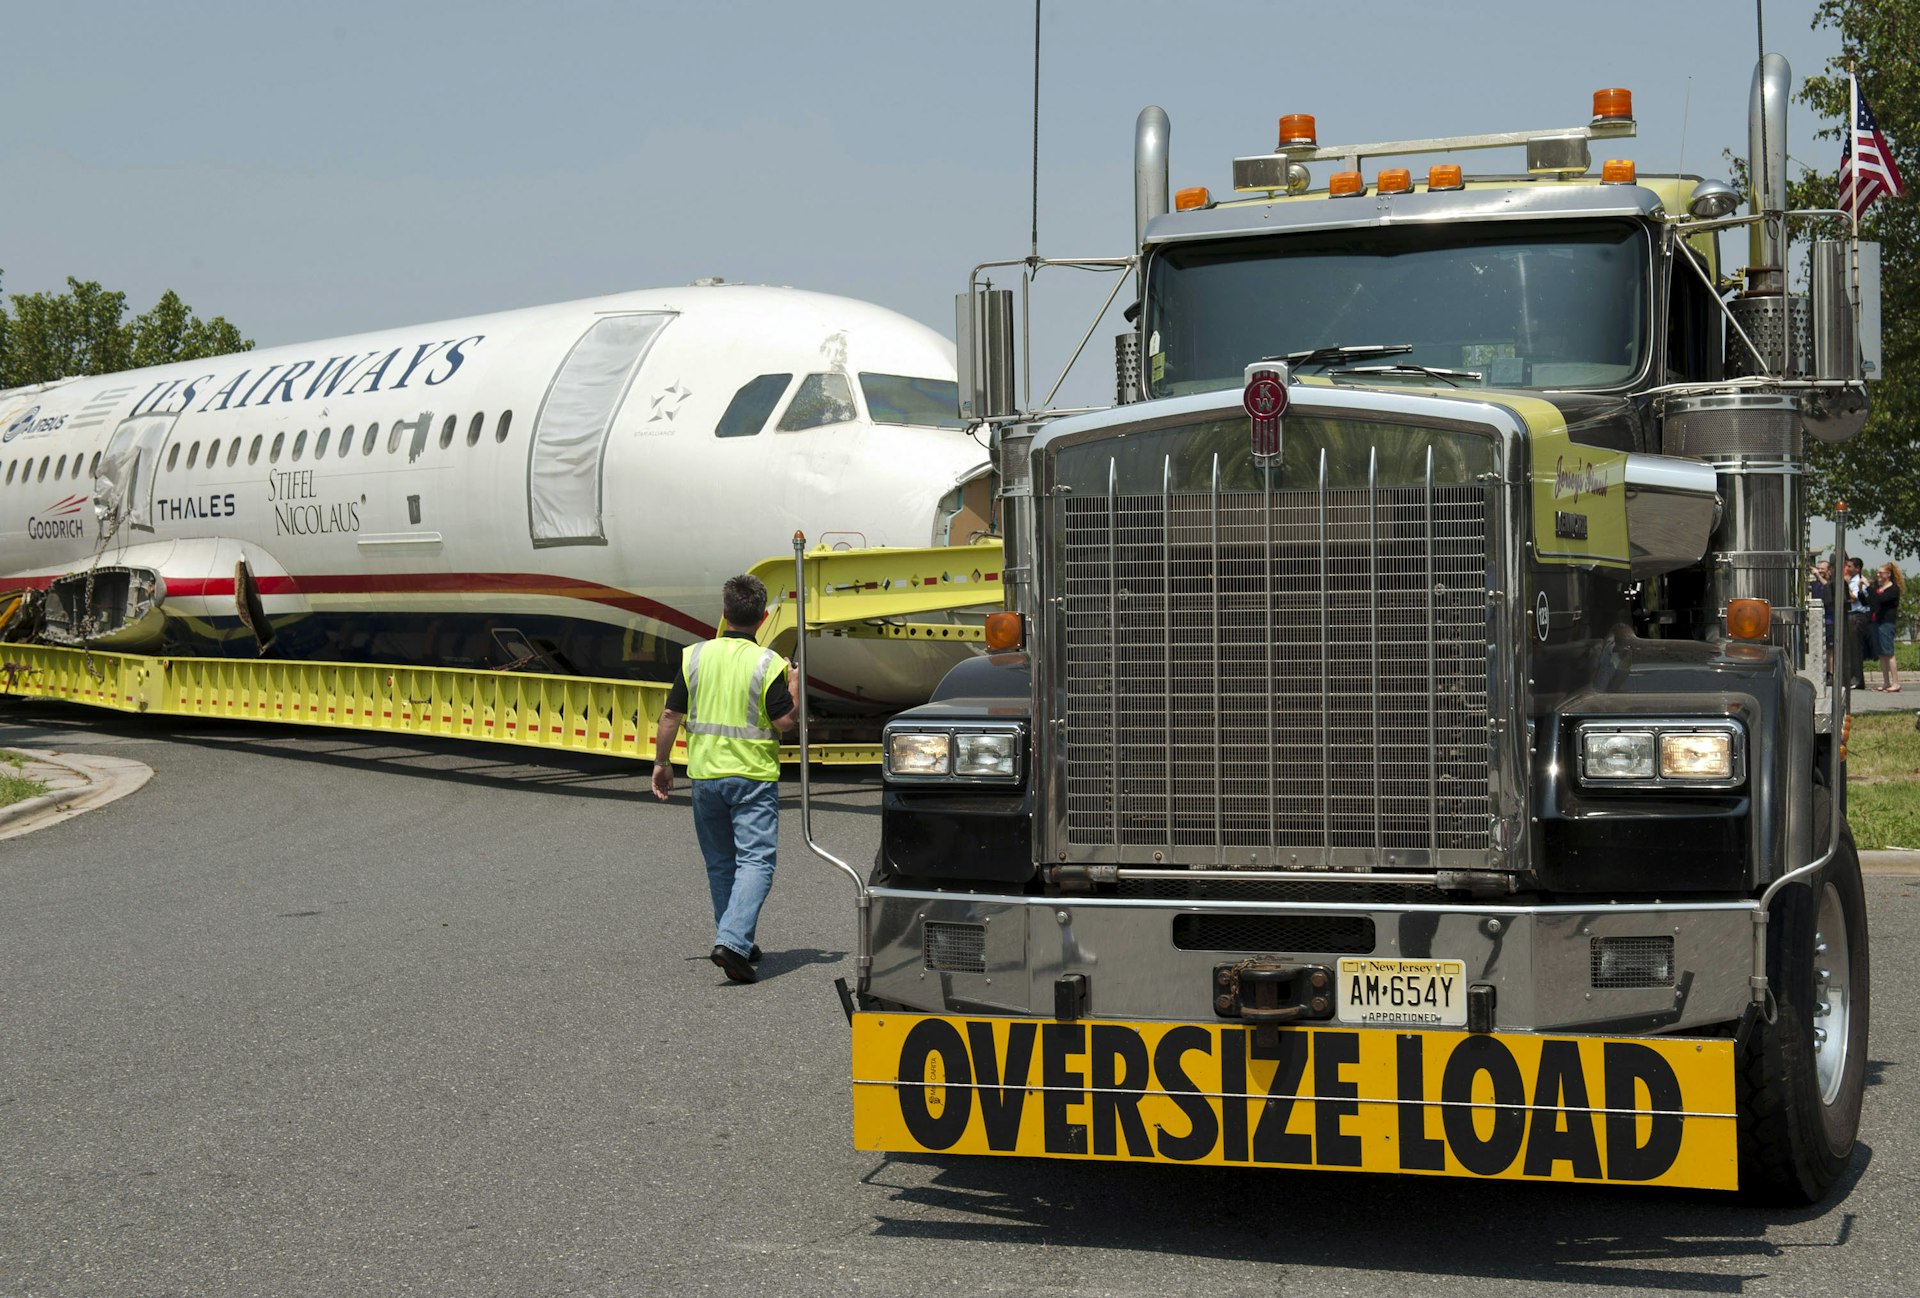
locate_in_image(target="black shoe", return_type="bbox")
[711,944,757,983]
[748,945,763,964]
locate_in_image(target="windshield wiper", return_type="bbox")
[1278,343,1414,371]
[1329,362,1482,387]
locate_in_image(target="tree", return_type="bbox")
[0,270,250,390]
[1789,1,1918,556]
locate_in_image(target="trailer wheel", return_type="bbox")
[1738,787,1870,1204]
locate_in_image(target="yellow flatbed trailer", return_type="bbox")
[1,542,1002,767]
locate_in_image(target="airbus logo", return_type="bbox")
[3,406,40,442]
[2,405,67,441]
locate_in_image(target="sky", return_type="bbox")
[0,0,1889,559]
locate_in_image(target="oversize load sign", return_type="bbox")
[853,1014,1737,1190]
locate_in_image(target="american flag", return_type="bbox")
[1839,85,1905,216]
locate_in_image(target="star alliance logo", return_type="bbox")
[648,381,691,423]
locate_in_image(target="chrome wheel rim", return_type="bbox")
[1814,881,1853,1106]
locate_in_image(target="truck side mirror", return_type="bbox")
[1810,239,1882,383]
[956,288,1015,421]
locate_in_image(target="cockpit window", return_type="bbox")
[715,373,791,438]
[857,373,964,428]
[776,373,857,432]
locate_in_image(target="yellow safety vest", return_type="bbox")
[681,636,786,782]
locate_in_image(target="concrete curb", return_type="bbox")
[0,777,95,827]
[0,747,154,838]
[1859,849,1920,877]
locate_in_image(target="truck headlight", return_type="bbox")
[1575,720,1744,788]
[1659,731,1734,780]
[1582,731,1655,779]
[956,732,1017,777]
[886,732,951,776]
[883,723,1025,785]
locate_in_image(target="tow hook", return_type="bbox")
[1213,959,1334,1049]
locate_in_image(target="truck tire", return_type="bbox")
[1737,786,1870,1204]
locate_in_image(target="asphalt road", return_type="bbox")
[2,702,1916,1298]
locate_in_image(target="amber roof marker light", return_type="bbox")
[1591,87,1634,123]
[1174,185,1212,211]
[1277,114,1318,147]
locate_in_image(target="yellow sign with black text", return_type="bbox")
[852,1014,1738,1190]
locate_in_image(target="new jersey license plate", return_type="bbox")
[1338,957,1467,1026]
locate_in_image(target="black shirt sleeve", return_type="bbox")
[763,669,794,720]
[664,672,688,714]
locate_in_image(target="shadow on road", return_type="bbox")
[0,701,884,805]
[858,1145,1874,1293]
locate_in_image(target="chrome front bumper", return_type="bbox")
[867,887,1759,1034]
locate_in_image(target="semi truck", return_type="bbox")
[827,54,1877,1203]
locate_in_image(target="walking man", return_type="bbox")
[651,574,798,983]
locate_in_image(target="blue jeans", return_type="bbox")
[690,776,779,957]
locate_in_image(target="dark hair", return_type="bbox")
[722,574,768,627]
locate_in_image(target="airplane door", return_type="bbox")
[96,413,177,533]
[527,312,674,547]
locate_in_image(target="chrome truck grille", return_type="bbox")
[1060,459,1491,870]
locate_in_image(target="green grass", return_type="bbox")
[0,750,48,809]
[1846,713,1920,850]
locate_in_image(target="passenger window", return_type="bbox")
[38,457,50,482]
[315,427,331,458]
[495,410,512,443]
[292,430,307,460]
[716,374,791,437]
[167,444,181,471]
[777,373,857,432]
[440,415,457,449]
[248,435,263,465]
[89,452,100,478]
[187,443,201,469]
[3,461,12,484]
[467,413,484,446]
[54,455,66,480]
[388,422,403,454]
[339,425,355,458]
[227,440,241,467]
[362,423,379,455]
[270,432,285,463]
[207,438,221,466]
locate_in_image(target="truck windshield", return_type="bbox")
[1144,219,1649,397]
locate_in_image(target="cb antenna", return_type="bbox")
[1030,0,1041,264]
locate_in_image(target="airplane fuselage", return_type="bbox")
[0,285,991,706]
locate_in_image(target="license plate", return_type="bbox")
[1337,957,1467,1026]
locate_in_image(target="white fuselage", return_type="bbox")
[0,284,990,706]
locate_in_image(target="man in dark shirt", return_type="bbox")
[650,575,798,983]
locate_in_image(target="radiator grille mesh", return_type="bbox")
[1061,473,1490,868]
